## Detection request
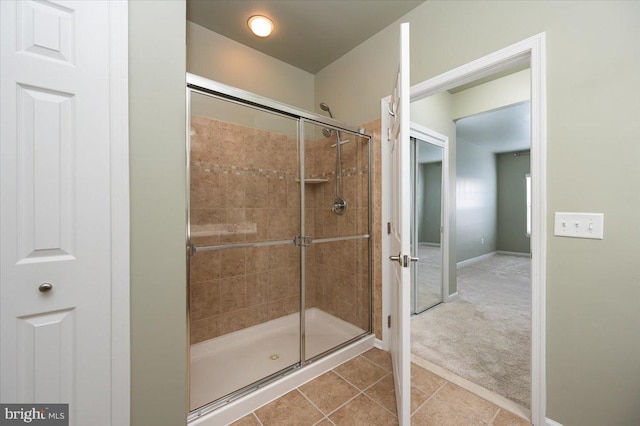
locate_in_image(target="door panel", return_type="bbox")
[389,22,411,425]
[1,2,113,424]
[188,91,302,411]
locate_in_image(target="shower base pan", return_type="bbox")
[190,307,368,415]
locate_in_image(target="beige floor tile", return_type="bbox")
[329,394,398,426]
[299,371,359,415]
[333,356,387,390]
[411,364,446,397]
[411,385,431,415]
[230,413,261,426]
[491,409,531,426]
[255,390,324,426]
[364,373,397,415]
[361,347,392,372]
[411,383,500,426]
[313,419,333,426]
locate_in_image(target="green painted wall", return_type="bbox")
[129,2,187,425]
[497,153,531,254]
[315,2,640,425]
[456,139,497,262]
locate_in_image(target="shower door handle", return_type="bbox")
[389,253,402,265]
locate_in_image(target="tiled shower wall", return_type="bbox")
[188,115,380,345]
[304,129,370,331]
[189,116,311,344]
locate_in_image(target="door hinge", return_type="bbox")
[387,222,391,235]
[387,315,391,328]
[387,127,391,142]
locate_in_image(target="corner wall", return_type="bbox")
[187,21,314,111]
[129,2,187,425]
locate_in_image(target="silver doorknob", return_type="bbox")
[389,253,402,265]
[38,282,53,293]
[409,256,419,262]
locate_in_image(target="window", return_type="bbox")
[526,174,531,237]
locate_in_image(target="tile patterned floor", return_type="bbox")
[230,348,531,425]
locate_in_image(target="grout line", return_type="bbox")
[361,371,391,393]
[357,353,389,373]
[361,352,392,373]
[411,381,447,417]
[251,411,265,426]
[361,390,398,419]
[297,388,329,419]
[321,390,363,418]
[488,408,501,425]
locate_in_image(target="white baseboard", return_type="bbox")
[419,242,441,247]
[456,251,497,268]
[445,291,458,302]
[189,335,375,426]
[497,250,530,257]
[374,338,386,350]
[545,418,563,426]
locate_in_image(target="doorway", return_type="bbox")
[382,32,547,425]
[411,96,532,411]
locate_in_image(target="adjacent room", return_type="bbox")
[410,68,533,411]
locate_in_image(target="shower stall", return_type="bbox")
[186,74,372,419]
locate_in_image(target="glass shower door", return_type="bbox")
[187,91,301,411]
[302,120,371,360]
[411,137,444,314]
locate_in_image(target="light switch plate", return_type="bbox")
[554,212,604,239]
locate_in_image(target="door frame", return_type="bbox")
[382,33,547,425]
[109,2,131,425]
[409,124,450,312]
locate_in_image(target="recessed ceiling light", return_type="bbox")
[247,15,274,38]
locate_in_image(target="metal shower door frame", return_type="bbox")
[185,74,373,421]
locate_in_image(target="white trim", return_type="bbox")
[374,338,385,350]
[545,418,564,426]
[380,97,392,353]
[189,335,374,426]
[382,33,547,425]
[497,250,530,257]
[109,2,130,425]
[409,123,450,305]
[456,251,497,268]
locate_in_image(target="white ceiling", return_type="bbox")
[455,101,531,154]
[187,0,425,74]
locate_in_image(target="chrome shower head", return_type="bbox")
[319,102,333,118]
[322,128,332,138]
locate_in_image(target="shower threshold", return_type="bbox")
[189,307,365,412]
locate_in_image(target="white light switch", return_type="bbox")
[554,212,604,239]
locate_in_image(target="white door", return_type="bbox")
[388,22,411,425]
[1,1,119,424]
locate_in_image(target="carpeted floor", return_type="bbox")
[411,253,531,408]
